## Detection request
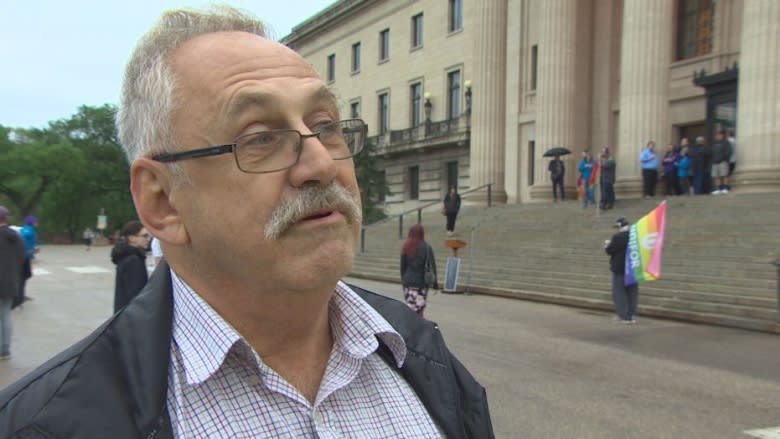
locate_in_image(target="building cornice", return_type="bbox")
[282,0,379,47]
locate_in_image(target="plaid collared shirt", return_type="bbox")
[166,271,442,438]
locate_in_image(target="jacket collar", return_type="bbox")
[111,260,175,438]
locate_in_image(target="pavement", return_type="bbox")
[2,245,780,438]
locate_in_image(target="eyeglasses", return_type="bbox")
[152,119,367,174]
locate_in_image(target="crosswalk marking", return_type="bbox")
[745,426,780,438]
[32,268,51,275]
[65,266,112,274]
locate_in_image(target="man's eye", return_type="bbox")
[248,132,278,145]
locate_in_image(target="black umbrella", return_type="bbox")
[543,146,571,157]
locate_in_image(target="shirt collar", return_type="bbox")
[170,272,408,386]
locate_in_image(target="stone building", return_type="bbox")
[284,0,779,211]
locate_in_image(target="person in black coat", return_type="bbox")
[400,223,437,318]
[443,185,462,236]
[111,220,151,312]
[605,217,639,324]
[0,206,26,359]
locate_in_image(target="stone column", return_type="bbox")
[470,0,508,203]
[616,0,673,194]
[734,0,780,190]
[533,0,579,196]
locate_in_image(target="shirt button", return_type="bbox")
[313,409,323,424]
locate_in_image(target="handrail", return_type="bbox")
[359,183,494,253]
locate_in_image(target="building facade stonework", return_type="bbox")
[284,0,780,211]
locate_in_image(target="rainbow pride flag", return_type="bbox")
[625,201,667,285]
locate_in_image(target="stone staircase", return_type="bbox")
[351,192,780,334]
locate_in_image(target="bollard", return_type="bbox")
[360,228,365,254]
[417,208,422,224]
[487,184,492,208]
[774,260,780,322]
[398,214,404,239]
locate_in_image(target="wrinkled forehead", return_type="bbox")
[170,31,320,89]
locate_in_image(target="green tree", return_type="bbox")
[354,139,390,224]
[0,105,136,241]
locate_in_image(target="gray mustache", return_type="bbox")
[264,184,362,240]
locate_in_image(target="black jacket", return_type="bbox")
[401,242,437,288]
[0,262,494,438]
[0,226,25,301]
[444,193,462,214]
[111,239,148,312]
[605,230,629,274]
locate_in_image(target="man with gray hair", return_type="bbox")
[0,6,493,438]
[0,206,25,360]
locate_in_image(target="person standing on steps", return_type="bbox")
[548,155,565,202]
[605,217,639,324]
[640,141,659,198]
[443,185,461,236]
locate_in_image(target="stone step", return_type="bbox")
[355,192,780,333]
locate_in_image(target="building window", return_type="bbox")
[350,101,360,119]
[378,93,389,134]
[410,82,422,126]
[676,0,713,61]
[351,42,361,73]
[409,166,419,200]
[447,70,461,119]
[530,44,538,91]
[379,29,390,61]
[327,54,335,82]
[411,13,424,48]
[448,0,463,32]
[446,161,459,192]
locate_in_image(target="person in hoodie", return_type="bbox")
[111,220,151,312]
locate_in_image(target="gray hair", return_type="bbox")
[116,6,268,167]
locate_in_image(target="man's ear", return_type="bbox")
[130,158,190,245]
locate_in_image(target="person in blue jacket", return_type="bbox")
[640,141,659,198]
[578,150,596,208]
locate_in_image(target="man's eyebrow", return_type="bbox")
[310,86,339,107]
[226,92,275,121]
[226,87,338,121]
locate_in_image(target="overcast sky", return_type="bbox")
[0,1,336,129]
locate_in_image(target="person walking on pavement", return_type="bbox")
[16,215,39,307]
[400,224,437,318]
[0,206,25,360]
[640,141,659,198]
[111,220,151,313]
[443,185,461,236]
[605,218,639,324]
[82,227,95,251]
[0,7,493,438]
[548,155,565,202]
